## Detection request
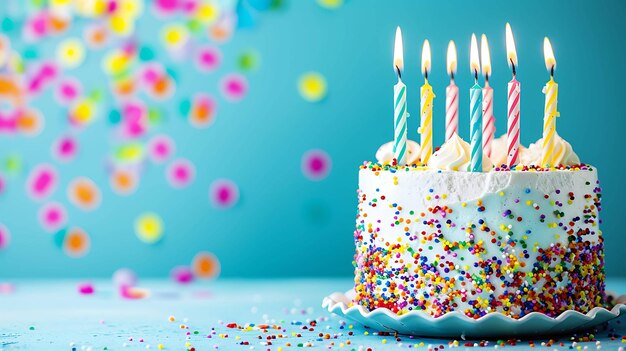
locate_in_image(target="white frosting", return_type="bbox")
[523,133,580,166]
[354,166,603,317]
[428,133,493,172]
[376,140,420,165]
[489,134,528,167]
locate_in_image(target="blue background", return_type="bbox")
[0,0,624,278]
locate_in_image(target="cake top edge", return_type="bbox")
[360,160,595,173]
[376,133,583,172]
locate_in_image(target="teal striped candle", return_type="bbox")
[393,27,407,166]
[394,79,407,165]
[470,83,483,172]
[469,34,483,172]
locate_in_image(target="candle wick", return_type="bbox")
[474,69,478,82]
[450,71,455,81]
[510,58,517,77]
[396,65,402,79]
[550,65,554,78]
[485,73,489,83]
[424,69,428,81]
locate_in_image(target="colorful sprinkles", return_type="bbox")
[354,161,605,318]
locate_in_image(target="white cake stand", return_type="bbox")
[322,290,626,338]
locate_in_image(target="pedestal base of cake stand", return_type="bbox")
[322,290,626,338]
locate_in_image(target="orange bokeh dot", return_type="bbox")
[17,109,43,136]
[114,78,136,97]
[68,177,101,211]
[64,227,90,258]
[110,169,138,195]
[192,252,220,279]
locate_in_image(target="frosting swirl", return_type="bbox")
[489,134,527,168]
[522,133,580,166]
[428,134,493,172]
[376,140,421,165]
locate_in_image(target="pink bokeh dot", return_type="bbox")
[38,202,68,232]
[26,164,58,200]
[56,79,81,104]
[148,134,175,164]
[166,159,195,188]
[301,149,331,181]
[0,224,9,250]
[220,74,248,102]
[0,174,4,194]
[209,179,239,209]
[170,265,194,284]
[196,46,221,72]
[53,135,78,162]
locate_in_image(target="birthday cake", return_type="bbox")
[353,134,605,318]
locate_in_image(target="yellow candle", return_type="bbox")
[419,40,434,164]
[541,37,559,167]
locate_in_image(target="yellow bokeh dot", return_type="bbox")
[109,15,134,36]
[135,213,164,244]
[317,0,343,9]
[298,72,327,102]
[195,3,219,24]
[56,38,85,69]
[71,99,95,124]
[118,0,143,19]
[162,24,188,50]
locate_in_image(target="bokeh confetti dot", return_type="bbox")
[161,23,189,51]
[192,252,221,279]
[135,212,164,244]
[317,0,343,9]
[298,72,327,102]
[113,268,137,288]
[220,73,248,102]
[55,78,81,104]
[301,149,332,181]
[63,227,90,258]
[166,158,195,188]
[171,265,194,284]
[68,177,101,211]
[237,50,260,72]
[0,224,10,250]
[189,94,216,128]
[148,134,175,164]
[196,46,221,72]
[53,135,78,162]
[209,179,239,209]
[38,202,68,232]
[26,164,58,200]
[17,109,44,136]
[56,38,86,69]
[110,168,139,196]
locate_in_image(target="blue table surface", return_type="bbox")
[1,278,625,351]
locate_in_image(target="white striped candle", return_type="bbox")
[392,27,407,166]
[469,34,482,172]
[445,41,458,142]
[505,23,520,169]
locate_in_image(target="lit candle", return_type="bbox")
[445,40,459,142]
[419,40,434,164]
[469,34,482,172]
[480,34,495,158]
[541,37,559,167]
[505,23,520,169]
[393,27,408,165]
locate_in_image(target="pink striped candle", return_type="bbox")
[507,79,520,167]
[445,41,458,142]
[482,83,495,157]
[505,23,520,169]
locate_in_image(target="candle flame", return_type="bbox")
[446,40,457,77]
[421,39,431,77]
[543,37,556,73]
[480,34,491,78]
[505,23,518,69]
[470,33,480,76]
[394,26,404,74]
